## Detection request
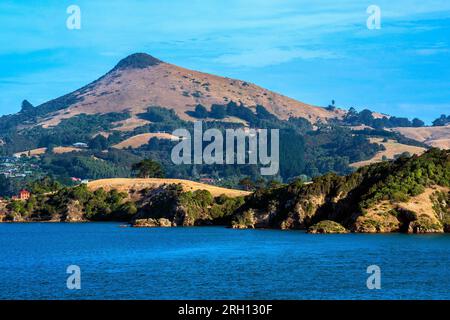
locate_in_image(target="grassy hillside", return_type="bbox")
[392,126,450,149]
[350,138,426,168]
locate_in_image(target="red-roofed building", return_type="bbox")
[18,189,30,200]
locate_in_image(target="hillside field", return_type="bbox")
[87,178,250,197]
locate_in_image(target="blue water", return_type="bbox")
[0,223,448,300]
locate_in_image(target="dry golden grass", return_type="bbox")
[14,148,47,157]
[87,178,250,197]
[53,147,82,154]
[391,126,450,149]
[359,186,448,232]
[113,133,177,149]
[37,59,343,129]
[111,118,151,132]
[14,146,82,157]
[429,139,450,149]
[397,186,448,219]
[350,138,426,168]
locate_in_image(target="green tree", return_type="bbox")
[132,159,164,178]
[20,100,34,113]
[193,104,209,118]
[432,114,450,126]
[210,105,227,119]
[27,177,62,194]
[412,118,425,127]
[89,135,109,150]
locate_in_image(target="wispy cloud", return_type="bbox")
[414,42,450,55]
[214,48,337,67]
[416,48,449,55]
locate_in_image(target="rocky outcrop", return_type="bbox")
[430,189,450,233]
[231,174,357,230]
[130,184,191,227]
[0,211,24,222]
[62,200,86,222]
[133,218,173,227]
[408,215,443,233]
[353,214,400,233]
[231,209,256,229]
[130,184,244,227]
[307,220,348,234]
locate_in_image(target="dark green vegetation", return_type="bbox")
[0,111,129,154]
[40,149,138,181]
[338,107,425,128]
[132,159,164,178]
[350,128,426,147]
[432,114,450,126]
[0,156,46,197]
[128,104,386,180]
[0,150,141,197]
[1,178,244,226]
[3,183,136,222]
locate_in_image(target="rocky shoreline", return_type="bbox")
[1,218,449,235]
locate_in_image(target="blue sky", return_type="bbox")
[0,0,449,123]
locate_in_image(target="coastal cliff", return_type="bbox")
[231,149,450,233]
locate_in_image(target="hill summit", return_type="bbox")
[30,52,343,129]
[112,53,163,71]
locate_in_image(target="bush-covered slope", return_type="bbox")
[232,149,450,233]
